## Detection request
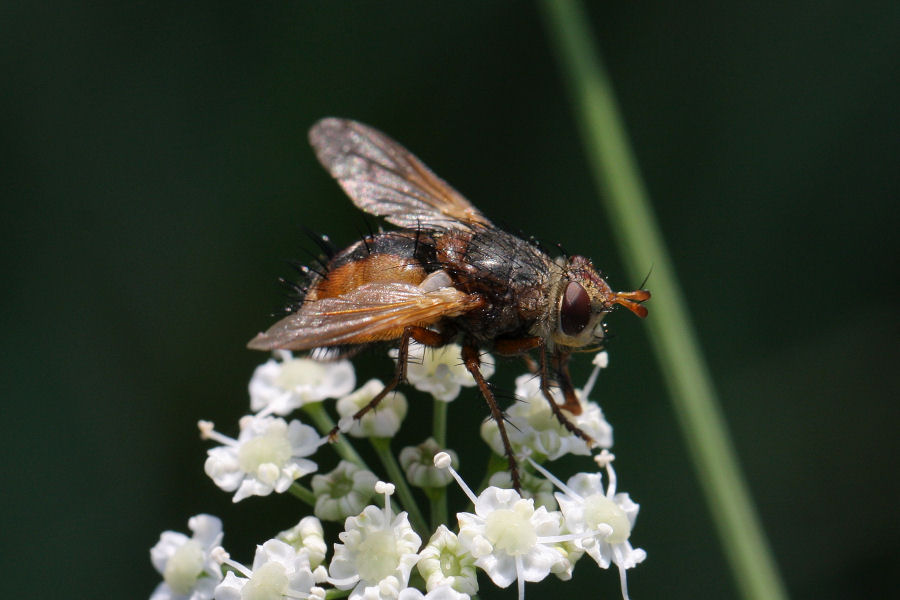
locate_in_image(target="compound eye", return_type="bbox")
[560,281,591,336]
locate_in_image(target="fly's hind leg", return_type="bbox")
[327,326,450,441]
[461,344,523,493]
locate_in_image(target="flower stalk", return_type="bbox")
[370,436,429,537]
[289,482,317,506]
[303,402,370,471]
[432,399,448,448]
[537,2,788,599]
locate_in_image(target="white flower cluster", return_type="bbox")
[150,346,645,600]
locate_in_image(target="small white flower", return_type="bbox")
[480,372,612,461]
[277,516,328,569]
[416,525,478,595]
[434,453,566,600]
[456,487,566,596]
[200,415,320,502]
[150,514,224,600]
[399,439,457,488]
[392,342,493,402]
[311,460,379,522]
[398,584,471,600]
[250,350,355,416]
[336,379,408,438]
[213,539,322,600]
[328,483,423,600]
[531,452,646,600]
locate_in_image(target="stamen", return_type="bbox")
[594,450,618,496]
[219,555,252,579]
[196,421,236,446]
[210,546,229,565]
[197,420,214,438]
[255,404,274,418]
[527,456,580,500]
[375,481,395,519]
[515,554,525,600]
[613,545,632,600]
[594,449,615,467]
[580,353,607,399]
[538,526,613,545]
[254,394,287,418]
[434,452,478,504]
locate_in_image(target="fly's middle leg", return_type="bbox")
[462,343,523,493]
[327,326,449,442]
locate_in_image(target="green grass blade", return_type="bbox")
[537,2,789,599]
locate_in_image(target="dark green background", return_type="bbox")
[2,2,897,599]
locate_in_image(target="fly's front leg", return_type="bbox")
[538,343,596,448]
[461,344,522,494]
[494,335,542,376]
[494,335,541,381]
[551,352,582,415]
[496,336,594,448]
[327,326,449,441]
[494,336,542,356]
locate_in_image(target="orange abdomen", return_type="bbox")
[307,251,427,301]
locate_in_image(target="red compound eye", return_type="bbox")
[560,281,590,336]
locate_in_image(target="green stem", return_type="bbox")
[288,482,316,506]
[538,3,789,600]
[424,486,448,532]
[302,403,370,471]
[429,398,450,528]
[432,398,448,448]
[370,437,430,537]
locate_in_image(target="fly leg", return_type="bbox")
[461,344,523,494]
[551,352,583,414]
[538,344,596,448]
[327,326,449,441]
[495,336,595,448]
[521,354,539,374]
[494,336,542,371]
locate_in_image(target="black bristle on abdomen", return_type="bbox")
[277,276,309,313]
[287,259,327,280]
[301,226,337,259]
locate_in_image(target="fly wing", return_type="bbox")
[309,118,493,231]
[247,282,483,351]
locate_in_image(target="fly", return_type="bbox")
[248,118,650,490]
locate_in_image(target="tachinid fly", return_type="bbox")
[248,118,650,489]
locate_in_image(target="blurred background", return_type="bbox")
[2,2,897,598]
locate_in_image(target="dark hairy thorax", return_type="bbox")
[432,227,554,344]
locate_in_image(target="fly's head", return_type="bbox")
[548,255,650,350]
